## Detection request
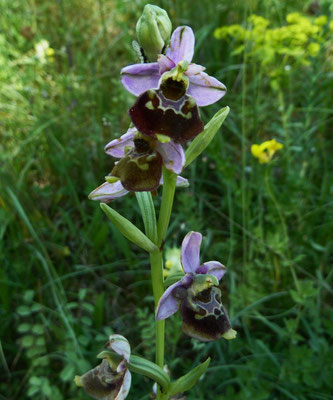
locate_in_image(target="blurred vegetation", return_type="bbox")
[1,0,333,399]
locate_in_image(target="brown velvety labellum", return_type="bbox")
[179,286,232,342]
[111,151,162,192]
[129,89,204,144]
[81,359,125,400]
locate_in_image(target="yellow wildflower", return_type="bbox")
[35,39,55,63]
[314,16,328,26]
[308,42,321,57]
[248,14,270,30]
[251,139,283,164]
[286,12,303,24]
[46,48,55,57]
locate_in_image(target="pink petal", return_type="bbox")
[175,176,189,187]
[155,280,184,320]
[181,231,202,273]
[196,261,226,281]
[121,63,160,96]
[188,71,227,106]
[159,175,189,187]
[186,63,205,75]
[88,181,128,202]
[156,141,185,174]
[166,26,195,64]
[156,274,193,320]
[104,128,136,158]
[158,54,175,74]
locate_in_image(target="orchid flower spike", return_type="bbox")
[122,26,227,144]
[88,127,188,202]
[121,26,227,107]
[156,232,236,342]
[75,334,131,400]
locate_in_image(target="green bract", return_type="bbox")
[100,203,158,253]
[168,358,211,397]
[97,350,170,392]
[185,106,230,167]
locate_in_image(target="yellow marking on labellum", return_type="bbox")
[146,153,157,161]
[124,145,132,154]
[105,176,120,183]
[156,133,171,143]
[194,305,224,320]
[194,311,207,320]
[74,376,83,387]
[187,97,196,107]
[148,90,155,99]
[145,101,154,110]
[182,111,192,120]
[222,328,237,340]
[129,158,149,170]
[156,100,193,119]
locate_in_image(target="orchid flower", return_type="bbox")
[121,26,227,107]
[128,75,204,144]
[89,175,189,202]
[156,232,236,342]
[75,335,131,400]
[88,127,188,201]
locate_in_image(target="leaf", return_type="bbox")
[135,192,157,243]
[32,324,44,335]
[129,355,170,392]
[100,203,158,253]
[16,305,31,316]
[21,335,34,347]
[97,350,170,392]
[18,323,31,333]
[185,106,229,167]
[60,364,76,382]
[168,357,211,396]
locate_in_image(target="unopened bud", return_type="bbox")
[136,4,172,62]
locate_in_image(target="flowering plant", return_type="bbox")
[214,12,333,90]
[251,139,283,164]
[76,5,233,400]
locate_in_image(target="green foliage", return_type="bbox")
[1,0,332,399]
[214,12,333,90]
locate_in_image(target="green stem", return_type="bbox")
[150,250,165,368]
[155,168,177,400]
[136,170,177,400]
[278,90,290,166]
[241,24,248,269]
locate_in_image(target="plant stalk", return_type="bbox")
[136,171,177,400]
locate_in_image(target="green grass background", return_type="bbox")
[0,0,332,399]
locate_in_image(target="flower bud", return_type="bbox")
[136,4,172,62]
